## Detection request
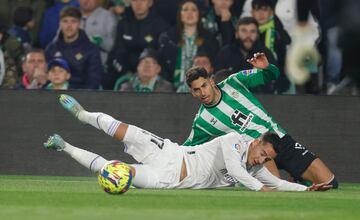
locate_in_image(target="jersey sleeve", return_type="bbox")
[219,133,264,191]
[253,166,307,191]
[231,64,280,89]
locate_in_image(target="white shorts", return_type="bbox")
[123,125,184,188]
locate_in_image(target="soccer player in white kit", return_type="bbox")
[44,94,330,191]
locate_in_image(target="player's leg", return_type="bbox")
[275,135,338,188]
[301,158,338,188]
[43,134,109,173]
[43,134,162,188]
[59,94,121,138]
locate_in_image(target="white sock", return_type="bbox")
[78,111,121,137]
[63,142,108,173]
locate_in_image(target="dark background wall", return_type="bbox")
[0,90,359,182]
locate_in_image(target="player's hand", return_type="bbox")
[247,52,269,69]
[286,25,320,85]
[307,183,333,191]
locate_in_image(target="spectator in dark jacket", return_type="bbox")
[215,16,277,93]
[251,0,291,93]
[158,0,219,92]
[105,0,169,89]
[39,0,79,49]
[45,6,102,90]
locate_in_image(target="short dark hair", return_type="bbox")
[251,0,276,10]
[237,16,259,30]
[13,6,33,27]
[22,48,46,63]
[261,132,281,153]
[185,66,210,87]
[60,6,81,20]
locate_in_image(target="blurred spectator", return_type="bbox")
[79,0,118,64]
[108,0,128,19]
[202,0,239,47]
[46,7,103,89]
[115,48,174,92]
[192,51,214,75]
[158,0,219,92]
[39,0,80,49]
[18,48,48,89]
[46,58,71,90]
[214,17,276,93]
[0,1,46,47]
[105,0,169,89]
[7,6,34,51]
[251,0,291,93]
[0,23,19,89]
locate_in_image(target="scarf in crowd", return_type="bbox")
[174,34,198,90]
[259,17,277,59]
[132,75,159,92]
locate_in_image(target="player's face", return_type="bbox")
[60,16,80,40]
[237,23,258,51]
[192,56,214,75]
[180,1,199,26]
[22,52,47,79]
[190,77,219,105]
[252,6,273,25]
[248,140,277,166]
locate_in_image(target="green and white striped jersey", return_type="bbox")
[183,64,286,146]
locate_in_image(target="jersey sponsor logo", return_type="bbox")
[231,110,254,131]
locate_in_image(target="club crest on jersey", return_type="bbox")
[231,110,254,131]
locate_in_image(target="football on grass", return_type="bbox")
[98,160,132,194]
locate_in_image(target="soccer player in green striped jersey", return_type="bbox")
[184,52,338,188]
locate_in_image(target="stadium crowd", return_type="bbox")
[0,0,358,95]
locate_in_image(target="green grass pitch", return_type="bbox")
[1,175,360,220]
